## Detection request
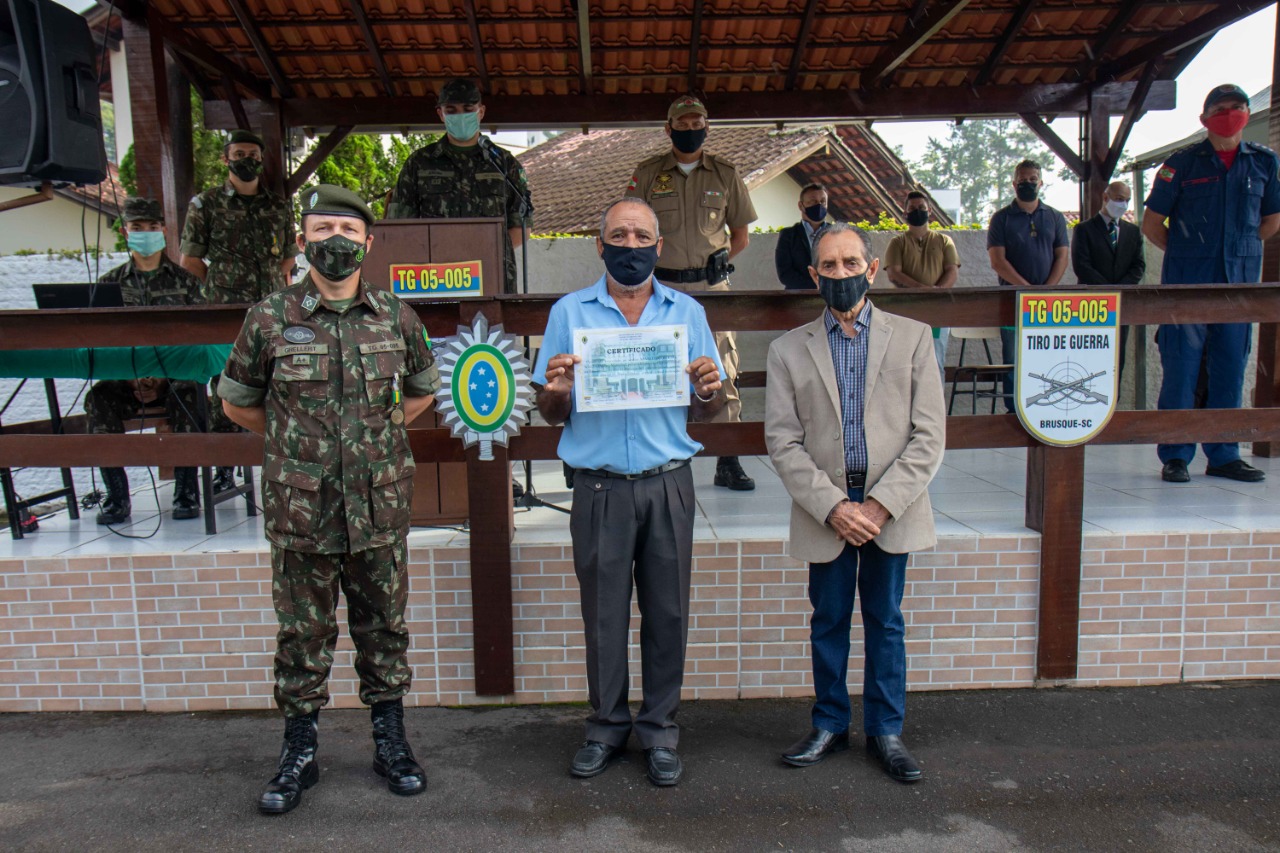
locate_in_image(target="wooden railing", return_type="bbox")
[4,285,1280,692]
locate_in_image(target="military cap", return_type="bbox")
[1203,84,1250,113]
[667,94,708,122]
[122,196,163,222]
[300,184,375,226]
[438,78,482,106]
[227,129,266,149]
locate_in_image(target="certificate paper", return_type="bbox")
[572,324,689,412]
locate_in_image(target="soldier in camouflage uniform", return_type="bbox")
[180,129,300,493]
[387,78,529,296]
[84,197,205,525]
[219,186,439,815]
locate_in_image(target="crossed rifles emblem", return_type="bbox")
[1024,370,1110,407]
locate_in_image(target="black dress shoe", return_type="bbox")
[1206,459,1266,482]
[781,727,850,767]
[713,456,756,491]
[866,735,922,784]
[644,747,683,787]
[1161,459,1190,483]
[570,741,622,778]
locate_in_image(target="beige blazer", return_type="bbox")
[765,305,946,563]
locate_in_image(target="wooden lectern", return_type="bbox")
[363,217,506,526]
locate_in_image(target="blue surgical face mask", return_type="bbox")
[127,230,166,257]
[443,110,481,141]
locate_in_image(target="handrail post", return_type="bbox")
[1025,443,1085,680]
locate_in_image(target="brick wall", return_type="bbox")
[2,531,1278,713]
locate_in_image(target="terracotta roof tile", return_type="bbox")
[53,161,126,221]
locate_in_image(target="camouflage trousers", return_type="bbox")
[83,380,203,433]
[664,279,742,423]
[271,541,412,718]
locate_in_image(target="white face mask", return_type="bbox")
[1105,199,1129,219]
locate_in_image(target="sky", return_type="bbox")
[874,4,1278,211]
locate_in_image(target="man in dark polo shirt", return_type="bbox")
[986,159,1069,412]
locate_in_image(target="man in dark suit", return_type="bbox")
[774,183,829,289]
[1071,180,1145,376]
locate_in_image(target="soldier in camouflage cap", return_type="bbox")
[386,77,529,296]
[181,128,300,493]
[85,196,206,525]
[219,184,440,814]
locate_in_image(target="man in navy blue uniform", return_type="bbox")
[1142,84,1280,484]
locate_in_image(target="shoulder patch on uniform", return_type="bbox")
[1157,166,1176,182]
[423,328,433,350]
[626,175,638,191]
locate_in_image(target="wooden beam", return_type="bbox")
[1096,0,1272,82]
[123,9,177,251]
[1026,444,1085,681]
[202,81,1177,130]
[166,53,195,239]
[1102,60,1160,178]
[1019,111,1086,177]
[258,100,287,197]
[1076,0,1144,80]
[286,126,353,195]
[785,0,823,91]
[862,0,970,88]
[461,0,490,94]
[0,183,53,213]
[575,0,592,94]
[168,50,214,101]
[225,0,294,98]
[1084,90,1109,219]
[973,0,1038,87]
[346,0,396,97]
[688,0,705,93]
[225,82,252,131]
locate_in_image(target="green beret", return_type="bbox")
[122,197,163,223]
[300,184,375,226]
[227,129,265,149]
[438,78,482,106]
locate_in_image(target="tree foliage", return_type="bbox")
[910,119,1076,224]
[118,90,227,200]
[306,132,438,218]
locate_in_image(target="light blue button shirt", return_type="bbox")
[533,274,723,474]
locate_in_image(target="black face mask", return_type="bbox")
[670,127,707,155]
[305,235,367,282]
[228,157,264,182]
[804,203,828,222]
[1015,181,1039,202]
[601,242,659,287]
[906,208,929,227]
[818,272,870,314]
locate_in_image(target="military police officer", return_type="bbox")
[1143,84,1280,484]
[624,94,759,491]
[85,197,205,525]
[181,129,300,493]
[218,186,439,814]
[387,78,529,296]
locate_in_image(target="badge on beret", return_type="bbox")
[309,192,319,209]
[283,326,316,344]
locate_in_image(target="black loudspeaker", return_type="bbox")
[0,0,106,186]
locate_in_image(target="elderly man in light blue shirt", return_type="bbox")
[534,197,724,788]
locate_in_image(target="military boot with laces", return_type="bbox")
[258,711,319,815]
[371,699,426,796]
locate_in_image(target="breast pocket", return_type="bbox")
[475,172,508,217]
[210,209,247,250]
[359,341,407,408]
[272,344,330,414]
[650,196,682,237]
[699,191,727,235]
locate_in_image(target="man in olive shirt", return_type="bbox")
[884,191,960,386]
[624,94,759,491]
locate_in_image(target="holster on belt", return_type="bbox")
[705,248,734,285]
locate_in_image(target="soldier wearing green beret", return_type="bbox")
[181,129,300,493]
[219,185,440,815]
[85,197,205,525]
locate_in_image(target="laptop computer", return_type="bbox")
[32,282,125,309]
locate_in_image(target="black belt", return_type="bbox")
[846,471,866,489]
[577,459,691,481]
[654,266,707,284]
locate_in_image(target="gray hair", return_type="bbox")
[598,197,661,238]
[810,221,874,268]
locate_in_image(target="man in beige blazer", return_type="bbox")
[765,222,945,783]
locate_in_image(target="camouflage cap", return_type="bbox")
[438,78,483,106]
[121,196,163,222]
[1203,83,1250,113]
[667,94,708,122]
[300,184,375,226]
[227,129,266,149]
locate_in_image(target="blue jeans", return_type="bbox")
[808,488,909,737]
[1156,323,1251,468]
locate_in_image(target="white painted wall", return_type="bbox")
[0,192,117,254]
[109,43,132,160]
[748,174,806,231]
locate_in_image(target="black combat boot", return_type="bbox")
[95,468,131,524]
[171,468,200,520]
[258,711,319,815]
[714,456,756,491]
[371,699,426,796]
[212,466,236,493]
